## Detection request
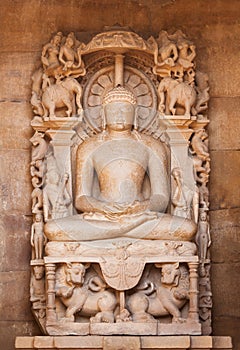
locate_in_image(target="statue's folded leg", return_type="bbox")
[45,213,196,242]
[45,213,156,241]
[132,213,197,241]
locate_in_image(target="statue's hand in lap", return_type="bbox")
[102,200,150,219]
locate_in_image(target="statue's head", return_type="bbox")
[102,86,137,131]
[33,265,45,280]
[35,213,42,222]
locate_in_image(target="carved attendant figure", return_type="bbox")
[31,214,46,260]
[59,32,85,77]
[43,171,71,221]
[45,86,196,242]
[41,32,63,76]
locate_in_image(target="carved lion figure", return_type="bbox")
[55,262,117,323]
[127,263,189,323]
[158,76,197,116]
[41,77,83,120]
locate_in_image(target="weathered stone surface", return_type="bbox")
[208,97,240,151]
[141,335,190,348]
[0,271,34,321]
[212,319,239,350]
[0,149,32,214]
[0,322,40,350]
[210,208,240,263]
[0,214,32,272]
[211,263,240,318]
[196,22,240,97]
[0,52,40,101]
[14,335,234,349]
[209,151,240,210]
[103,336,140,350]
[54,335,103,348]
[191,336,213,348]
[212,336,232,349]
[0,102,32,150]
[90,322,157,336]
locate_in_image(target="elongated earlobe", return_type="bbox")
[134,107,138,130]
[101,109,106,130]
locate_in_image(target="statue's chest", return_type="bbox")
[92,139,149,173]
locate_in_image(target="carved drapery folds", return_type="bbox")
[29,28,211,336]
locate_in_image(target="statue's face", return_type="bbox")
[104,101,135,131]
[33,266,44,280]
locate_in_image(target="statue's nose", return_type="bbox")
[116,113,124,122]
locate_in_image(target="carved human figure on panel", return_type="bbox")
[31,213,46,260]
[176,37,196,69]
[31,187,43,214]
[59,32,86,78]
[30,264,46,316]
[171,167,195,220]
[195,209,211,276]
[156,31,178,68]
[45,86,196,242]
[41,32,63,77]
[43,169,72,221]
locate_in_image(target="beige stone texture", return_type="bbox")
[141,335,191,348]
[209,151,240,211]
[0,150,32,214]
[14,335,233,349]
[0,214,32,271]
[0,102,32,150]
[54,335,103,348]
[0,0,239,349]
[1,322,39,350]
[210,208,240,264]
[208,98,240,151]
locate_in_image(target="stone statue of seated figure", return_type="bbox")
[45,86,196,242]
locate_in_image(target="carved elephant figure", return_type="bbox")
[55,263,117,323]
[158,77,197,116]
[127,263,189,323]
[42,77,83,120]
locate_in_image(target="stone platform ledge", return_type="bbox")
[15,336,232,350]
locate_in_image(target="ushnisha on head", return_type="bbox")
[102,86,138,131]
[103,85,137,106]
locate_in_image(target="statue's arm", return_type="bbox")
[147,143,170,213]
[75,143,106,214]
[58,46,66,65]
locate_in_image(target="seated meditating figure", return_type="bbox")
[45,86,196,241]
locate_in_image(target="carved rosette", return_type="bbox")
[29,28,211,336]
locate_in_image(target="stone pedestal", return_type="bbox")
[15,336,232,350]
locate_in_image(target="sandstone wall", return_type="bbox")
[0,1,239,349]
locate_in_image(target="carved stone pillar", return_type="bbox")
[46,127,77,215]
[188,262,199,322]
[45,263,57,325]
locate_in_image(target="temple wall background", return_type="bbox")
[0,0,239,349]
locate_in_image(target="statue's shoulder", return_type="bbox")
[137,133,169,153]
[76,133,105,159]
